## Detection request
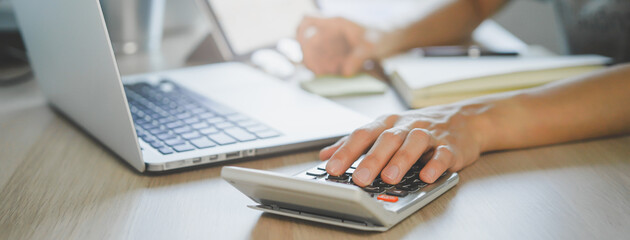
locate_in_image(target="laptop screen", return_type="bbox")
[207,0,317,56]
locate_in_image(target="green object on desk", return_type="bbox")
[300,74,387,97]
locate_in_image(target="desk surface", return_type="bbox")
[1,72,629,239]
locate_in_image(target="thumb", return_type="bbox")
[341,45,369,77]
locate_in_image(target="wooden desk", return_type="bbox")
[1,72,629,239]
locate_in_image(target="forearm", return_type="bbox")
[378,0,507,57]
[474,64,630,152]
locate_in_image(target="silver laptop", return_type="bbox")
[13,0,369,172]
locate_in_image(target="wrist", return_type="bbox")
[471,103,496,153]
[455,93,517,153]
[373,29,406,59]
[465,91,526,153]
[454,102,494,153]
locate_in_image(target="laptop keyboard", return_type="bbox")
[124,80,281,155]
[299,157,447,203]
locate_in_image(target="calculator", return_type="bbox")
[222,156,459,231]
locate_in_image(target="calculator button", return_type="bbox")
[350,161,360,169]
[298,175,317,180]
[385,189,409,197]
[372,179,393,188]
[306,169,327,177]
[362,186,384,193]
[377,194,398,203]
[316,163,327,171]
[326,174,350,183]
[395,184,419,192]
[326,178,349,183]
[327,174,349,181]
[410,179,428,188]
[402,171,416,179]
[400,177,415,185]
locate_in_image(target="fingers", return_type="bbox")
[338,17,364,46]
[380,129,436,184]
[319,136,348,161]
[297,16,327,75]
[352,127,409,186]
[296,16,320,43]
[338,19,368,76]
[325,115,398,176]
[420,145,455,183]
[297,16,371,76]
[341,45,369,77]
[325,123,386,176]
[329,125,458,186]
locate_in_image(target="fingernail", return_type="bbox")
[326,159,342,174]
[424,168,436,181]
[353,168,371,184]
[382,165,399,181]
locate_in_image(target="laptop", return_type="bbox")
[13,0,370,172]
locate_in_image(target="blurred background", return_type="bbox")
[0,0,565,84]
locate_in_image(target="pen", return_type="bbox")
[415,45,519,57]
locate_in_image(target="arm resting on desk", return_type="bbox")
[479,64,630,151]
[318,64,630,187]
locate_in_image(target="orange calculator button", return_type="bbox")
[377,194,398,203]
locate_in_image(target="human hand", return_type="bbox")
[297,16,381,77]
[319,103,491,186]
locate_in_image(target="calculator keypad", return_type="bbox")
[303,157,440,202]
